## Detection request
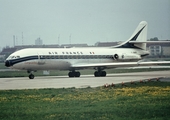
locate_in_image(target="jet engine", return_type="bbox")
[113,53,141,60]
[113,54,119,59]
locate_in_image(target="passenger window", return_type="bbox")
[60,56,63,59]
[72,55,75,59]
[70,55,73,59]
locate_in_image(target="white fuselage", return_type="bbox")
[6,47,148,71]
[5,21,170,79]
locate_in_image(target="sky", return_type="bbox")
[0,0,170,49]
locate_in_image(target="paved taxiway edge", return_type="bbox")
[0,71,170,90]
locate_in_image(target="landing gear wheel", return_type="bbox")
[75,72,80,77]
[94,71,100,77]
[94,71,106,77]
[29,74,34,79]
[101,71,106,77]
[68,72,74,77]
[68,71,81,77]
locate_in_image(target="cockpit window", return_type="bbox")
[9,56,20,59]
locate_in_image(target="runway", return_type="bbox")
[0,70,170,90]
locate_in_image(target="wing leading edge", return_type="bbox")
[71,61,170,69]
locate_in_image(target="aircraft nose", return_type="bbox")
[5,60,11,67]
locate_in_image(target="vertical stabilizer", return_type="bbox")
[129,21,147,50]
[115,21,148,50]
[128,21,147,42]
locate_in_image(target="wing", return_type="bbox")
[71,61,170,69]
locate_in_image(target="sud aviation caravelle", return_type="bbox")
[5,21,170,79]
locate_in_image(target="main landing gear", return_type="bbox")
[68,68,107,78]
[94,71,106,77]
[68,71,80,77]
[94,67,107,77]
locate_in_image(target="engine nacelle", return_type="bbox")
[113,54,119,59]
[113,53,141,60]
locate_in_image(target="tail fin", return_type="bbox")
[115,21,148,50]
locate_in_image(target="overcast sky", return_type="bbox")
[0,0,170,49]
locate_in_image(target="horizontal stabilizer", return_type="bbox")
[129,41,170,43]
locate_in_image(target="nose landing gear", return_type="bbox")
[29,74,34,79]
[27,70,35,79]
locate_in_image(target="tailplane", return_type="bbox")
[115,21,148,50]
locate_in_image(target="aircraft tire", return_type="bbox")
[94,71,100,77]
[75,72,80,77]
[29,74,34,79]
[94,71,106,77]
[68,71,80,77]
[101,71,106,77]
[68,72,74,77]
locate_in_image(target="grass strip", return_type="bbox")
[0,81,170,120]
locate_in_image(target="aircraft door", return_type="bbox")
[38,52,46,65]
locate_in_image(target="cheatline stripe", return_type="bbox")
[9,55,116,66]
[10,56,38,65]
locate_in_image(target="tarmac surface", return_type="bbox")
[0,70,170,90]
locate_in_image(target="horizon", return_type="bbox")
[0,0,170,49]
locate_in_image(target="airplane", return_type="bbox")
[5,21,170,79]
